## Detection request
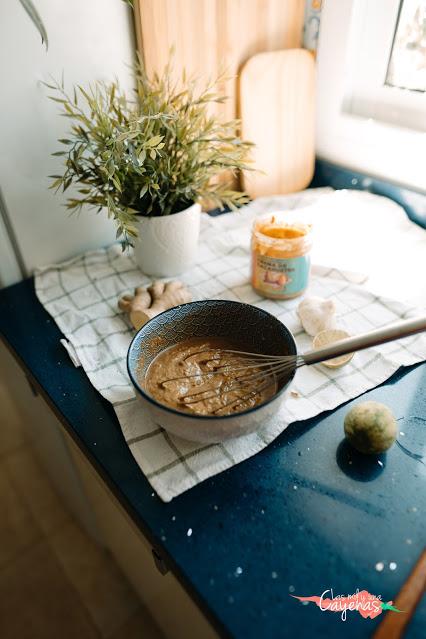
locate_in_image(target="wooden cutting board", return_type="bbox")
[239,49,315,198]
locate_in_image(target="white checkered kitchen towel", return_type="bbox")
[35,189,426,501]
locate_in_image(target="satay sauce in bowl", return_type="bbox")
[127,300,296,443]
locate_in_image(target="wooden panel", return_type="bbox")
[67,435,219,639]
[135,0,305,123]
[240,49,315,196]
[0,342,101,543]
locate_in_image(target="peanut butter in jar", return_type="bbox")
[251,213,312,300]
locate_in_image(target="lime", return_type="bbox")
[344,401,397,454]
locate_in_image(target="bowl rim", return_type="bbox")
[127,300,297,421]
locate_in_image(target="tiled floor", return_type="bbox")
[0,379,164,639]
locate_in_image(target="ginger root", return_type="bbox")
[118,280,192,330]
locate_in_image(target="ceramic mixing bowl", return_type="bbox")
[127,300,297,443]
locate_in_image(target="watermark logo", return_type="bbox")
[291,589,402,621]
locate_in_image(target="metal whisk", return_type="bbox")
[160,316,426,414]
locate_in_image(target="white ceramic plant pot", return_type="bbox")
[133,202,201,277]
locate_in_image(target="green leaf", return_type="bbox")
[106,159,115,177]
[77,85,93,105]
[18,0,48,49]
[49,97,68,104]
[146,135,164,147]
[127,142,139,166]
[111,176,122,192]
[49,178,63,189]
[139,184,148,199]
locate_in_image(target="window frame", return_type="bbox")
[342,0,426,132]
[316,0,426,193]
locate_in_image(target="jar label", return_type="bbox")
[252,254,310,297]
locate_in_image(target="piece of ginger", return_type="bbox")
[118,280,192,330]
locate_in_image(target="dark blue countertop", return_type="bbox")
[1,276,425,639]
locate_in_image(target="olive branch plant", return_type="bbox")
[46,58,254,249]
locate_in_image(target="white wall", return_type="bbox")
[0,0,135,282]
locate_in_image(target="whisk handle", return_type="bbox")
[302,316,426,366]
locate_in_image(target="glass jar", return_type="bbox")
[251,213,313,300]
